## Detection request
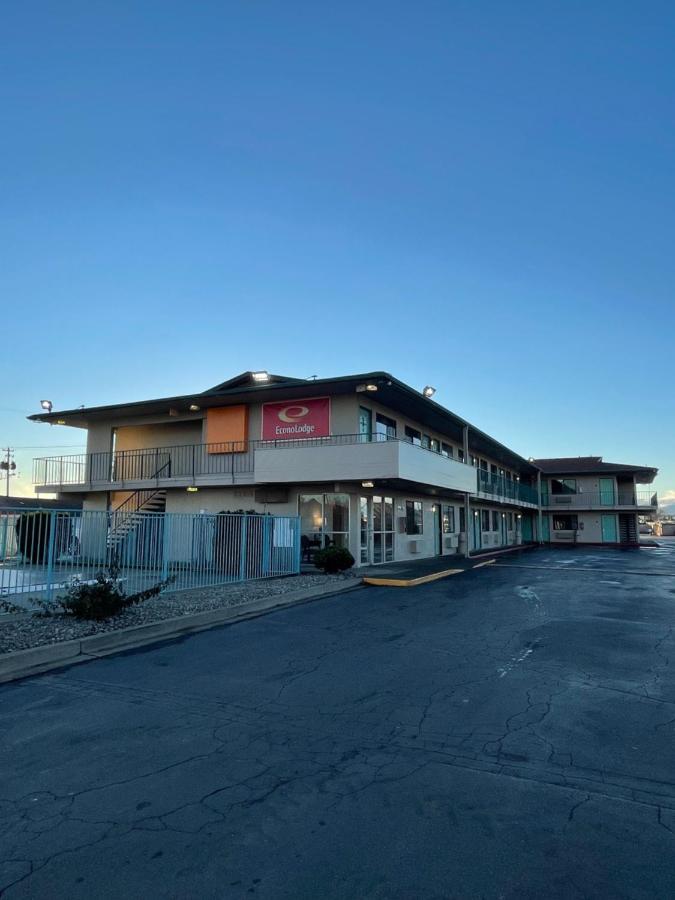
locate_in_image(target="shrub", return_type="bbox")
[313,546,355,574]
[38,565,174,621]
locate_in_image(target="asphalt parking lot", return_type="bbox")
[2,544,675,899]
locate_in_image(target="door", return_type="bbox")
[358,407,372,442]
[521,515,533,542]
[359,496,370,564]
[472,511,482,550]
[371,496,394,564]
[541,515,550,542]
[601,514,618,543]
[599,478,615,506]
[433,505,442,555]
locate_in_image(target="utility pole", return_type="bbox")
[1,448,17,498]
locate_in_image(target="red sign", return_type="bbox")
[261,397,331,441]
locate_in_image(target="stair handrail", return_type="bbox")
[108,460,171,544]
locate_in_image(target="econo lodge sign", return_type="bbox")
[261,397,331,441]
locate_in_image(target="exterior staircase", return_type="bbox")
[106,488,167,555]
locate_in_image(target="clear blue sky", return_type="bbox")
[2,1,673,503]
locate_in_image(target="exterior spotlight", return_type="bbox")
[422,386,436,398]
[355,383,378,393]
[40,400,53,412]
[361,481,374,488]
[474,510,479,517]
[251,371,270,382]
[187,486,199,493]
[189,404,200,411]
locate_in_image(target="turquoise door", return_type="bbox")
[541,515,550,542]
[521,516,532,542]
[472,511,481,550]
[601,514,618,543]
[599,478,615,506]
[358,407,372,441]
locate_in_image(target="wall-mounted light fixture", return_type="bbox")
[356,383,378,393]
[361,481,374,488]
[187,486,199,493]
[422,386,436,398]
[189,404,200,412]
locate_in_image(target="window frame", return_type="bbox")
[405,500,424,535]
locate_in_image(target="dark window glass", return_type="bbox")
[375,413,396,440]
[458,448,465,462]
[459,507,466,532]
[429,438,440,453]
[421,434,431,449]
[406,500,424,535]
[442,505,455,533]
[553,514,578,530]
[481,510,490,531]
[441,443,453,458]
[551,478,577,495]
[405,426,422,446]
[492,511,499,530]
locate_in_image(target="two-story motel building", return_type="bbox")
[29,371,658,566]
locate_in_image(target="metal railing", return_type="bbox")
[32,433,475,487]
[476,469,539,505]
[1,508,301,606]
[541,491,657,508]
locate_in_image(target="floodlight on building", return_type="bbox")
[361,481,374,488]
[189,404,200,412]
[422,386,436,398]
[251,371,270,382]
[187,486,199,493]
[40,400,53,412]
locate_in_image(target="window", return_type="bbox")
[405,426,422,446]
[505,471,512,482]
[429,438,440,453]
[553,514,578,531]
[471,455,478,467]
[508,512,514,529]
[441,443,453,458]
[406,500,424,535]
[458,448,465,462]
[492,511,499,531]
[480,459,489,472]
[481,510,490,531]
[551,478,577,495]
[375,413,396,440]
[299,493,350,550]
[459,506,466,532]
[421,434,431,450]
[491,464,498,476]
[442,505,455,533]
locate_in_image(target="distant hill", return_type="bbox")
[660,503,675,516]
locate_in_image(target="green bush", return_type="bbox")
[313,546,355,574]
[38,566,174,621]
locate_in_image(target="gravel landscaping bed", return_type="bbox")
[0,573,358,654]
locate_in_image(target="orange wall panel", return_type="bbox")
[206,406,248,452]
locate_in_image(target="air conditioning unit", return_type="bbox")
[408,540,421,554]
[444,534,459,550]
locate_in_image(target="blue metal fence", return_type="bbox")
[0,508,301,607]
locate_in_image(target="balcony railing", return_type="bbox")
[541,491,657,508]
[476,469,539,505]
[32,433,473,488]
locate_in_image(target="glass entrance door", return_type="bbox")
[371,495,394,564]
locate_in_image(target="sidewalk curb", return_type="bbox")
[0,579,364,686]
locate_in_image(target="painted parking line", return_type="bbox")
[492,563,675,578]
[363,567,466,588]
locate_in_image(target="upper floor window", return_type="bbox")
[375,413,396,440]
[429,438,440,453]
[551,478,577,495]
[441,443,453,458]
[480,459,489,472]
[421,434,431,450]
[458,448,465,462]
[481,510,491,531]
[405,426,422,446]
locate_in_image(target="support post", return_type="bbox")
[45,510,57,603]
[537,471,543,544]
[239,514,248,582]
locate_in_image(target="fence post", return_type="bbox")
[239,514,248,582]
[45,510,57,602]
[161,513,171,581]
[294,516,302,573]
